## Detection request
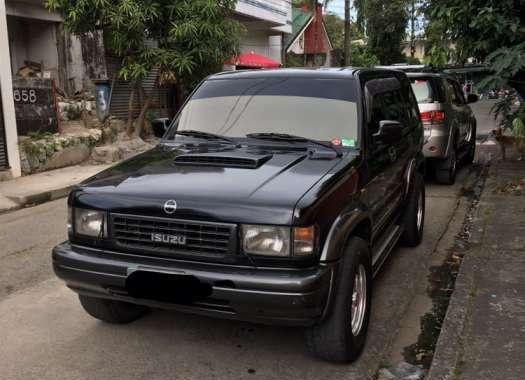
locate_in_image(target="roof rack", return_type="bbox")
[373,64,436,73]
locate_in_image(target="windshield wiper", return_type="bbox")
[246,133,342,157]
[175,130,238,145]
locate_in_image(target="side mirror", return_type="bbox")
[467,94,479,104]
[373,120,404,144]
[152,118,171,138]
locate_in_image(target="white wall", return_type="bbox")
[236,0,291,33]
[239,27,283,64]
[240,29,271,57]
[290,35,306,55]
[268,35,282,63]
[0,1,21,178]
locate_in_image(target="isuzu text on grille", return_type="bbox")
[150,233,187,245]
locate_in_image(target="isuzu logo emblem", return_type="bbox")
[151,233,186,246]
[163,200,178,214]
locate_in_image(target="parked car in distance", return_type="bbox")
[408,72,478,184]
[53,68,426,363]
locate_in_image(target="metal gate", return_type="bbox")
[0,86,9,170]
[105,54,175,120]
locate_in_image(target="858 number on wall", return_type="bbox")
[13,89,38,104]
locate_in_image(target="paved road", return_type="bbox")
[0,176,470,380]
[471,99,498,136]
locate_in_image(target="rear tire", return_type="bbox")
[79,295,149,324]
[400,173,425,247]
[435,148,457,185]
[305,237,372,363]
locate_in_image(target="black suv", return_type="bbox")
[53,68,426,363]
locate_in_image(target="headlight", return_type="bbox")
[242,225,316,257]
[74,208,106,237]
[242,225,290,257]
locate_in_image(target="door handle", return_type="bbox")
[388,146,397,162]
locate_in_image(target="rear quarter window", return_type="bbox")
[409,77,445,104]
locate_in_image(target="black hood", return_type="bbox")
[73,143,352,225]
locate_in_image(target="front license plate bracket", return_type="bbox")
[125,269,212,304]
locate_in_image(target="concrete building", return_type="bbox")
[234,0,292,64]
[6,0,106,96]
[0,0,21,179]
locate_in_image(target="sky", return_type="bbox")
[325,0,348,18]
[324,1,426,37]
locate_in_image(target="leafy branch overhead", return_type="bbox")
[425,0,524,64]
[425,0,525,97]
[46,0,243,88]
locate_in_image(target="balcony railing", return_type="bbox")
[235,0,291,28]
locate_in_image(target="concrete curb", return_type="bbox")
[0,164,112,214]
[427,166,492,379]
[9,186,73,208]
[0,185,72,214]
[426,247,479,380]
[0,196,20,214]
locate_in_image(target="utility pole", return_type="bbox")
[410,0,416,58]
[344,0,351,66]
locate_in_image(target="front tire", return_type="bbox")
[306,237,372,363]
[79,295,149,324]
[400,173,425,247]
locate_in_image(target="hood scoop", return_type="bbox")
[174,153,273,169]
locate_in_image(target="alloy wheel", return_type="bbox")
[416,191,424,232]
[351,264,367,336]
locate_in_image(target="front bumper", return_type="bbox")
[52,242,335,326]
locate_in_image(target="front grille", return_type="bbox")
[111,214,236,257]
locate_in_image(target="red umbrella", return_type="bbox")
[233,52,281,69]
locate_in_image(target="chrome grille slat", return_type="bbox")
[112,222,231,237]
[111,214,236,257]
[115,231,230,246]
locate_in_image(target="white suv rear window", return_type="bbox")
[410,79,434,103]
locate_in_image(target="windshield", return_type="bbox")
[166,77,359,145]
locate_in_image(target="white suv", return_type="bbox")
[408,73,478,184]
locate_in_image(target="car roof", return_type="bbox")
[406,72,456,80]
[209,67,406,80]
[374,64,428,72]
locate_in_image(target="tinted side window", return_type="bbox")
[402,81,421,127]
[446,79,465,105]
[369,89,406,136]
[436,79,447,102]
[453,82,466,104]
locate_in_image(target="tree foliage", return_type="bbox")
[425,0,524,64]
[424,0,525,96]
[351,44,380,67]
[323,12,377,67]
[46,0,243,135]
[354,0,410,64]
[324,13,363,51]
